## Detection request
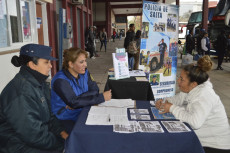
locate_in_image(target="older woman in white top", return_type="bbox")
[156,55,230,153]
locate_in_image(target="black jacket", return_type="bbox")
[0,66,65,153]
[124,30,135,49]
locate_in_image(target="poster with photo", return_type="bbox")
[141,1,179,100]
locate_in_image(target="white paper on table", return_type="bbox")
[161,121,191,133]
[89,106,127,116]
[85,106,128,125]
[135,77,148,81]
[129,70,146,77]
[98,99,135,108]
[139,121,164,133]
[85,114,110,125]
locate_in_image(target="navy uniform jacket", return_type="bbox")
[51,69,104,121]
[0,66,64,153]
[150,81,159,86]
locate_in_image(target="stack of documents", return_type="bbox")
[86,106,129,125]
[98,99,135,108]
[86,99,135,126]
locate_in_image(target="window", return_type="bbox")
[0,0,34,50]
[0,0,9,48]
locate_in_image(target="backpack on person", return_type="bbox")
[127,41,138,54]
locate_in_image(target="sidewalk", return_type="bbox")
[86,38,230,123]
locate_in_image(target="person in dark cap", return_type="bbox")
[216,29,227,70]
[150,74,159,86]
[0,44,68,153]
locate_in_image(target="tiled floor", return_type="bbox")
[87,39,230,124]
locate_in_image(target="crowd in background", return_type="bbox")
[185,28,230,70]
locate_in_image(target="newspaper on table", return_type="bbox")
[129,109,149,114]
[161,121,191,133]
[113,121,140,133]
[139,121,164,133]
[86,106,129,125]
[130,114,151,120]
[113,121,164,133]
[129,109,150,120]
[98,99,135,108]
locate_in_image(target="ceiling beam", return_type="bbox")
[111,4,142,9]
[93,0,142,2]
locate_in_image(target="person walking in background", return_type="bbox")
[124,24,136,70]
[226,33,230,62]
[112,29,116,42]
[140,50,145,65]
[134,30,141,70]
[201,32,210,55]
[85,27,94,59]
[93,26,99,57]
[186,30,195,54]
[0,44,68,153]
[194,29,204,55]
[99,28,107,52]
[119,30,123,40]
[86,26,99,59]
[216,30,227,70]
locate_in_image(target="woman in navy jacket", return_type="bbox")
[51,47,111,131]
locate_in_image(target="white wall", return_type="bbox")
[0,52,20,93]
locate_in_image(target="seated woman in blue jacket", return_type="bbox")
[51,47,111,130]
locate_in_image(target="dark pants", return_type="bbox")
[160,54,164,68]
[203,147,230,153]
[217,51,225,67]
[100,40,107,52]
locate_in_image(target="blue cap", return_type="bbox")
[20,44,57,61]
[152,75,157,78]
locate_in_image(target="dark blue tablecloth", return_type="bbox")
[65,101,205,153]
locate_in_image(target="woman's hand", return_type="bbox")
[60,131,69,140]
[159,102,172,114]
[103,89,112,101]
[155,99,163,109]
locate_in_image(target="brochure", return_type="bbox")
[151,107,175,119]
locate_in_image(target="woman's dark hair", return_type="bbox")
[62,47,88,70]
[11,55,39,67]
[183,55,212,85]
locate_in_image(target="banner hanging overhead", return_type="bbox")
[140,0,179,100]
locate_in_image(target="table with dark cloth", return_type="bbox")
[104,77,154,101]
[65,101,205,153]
